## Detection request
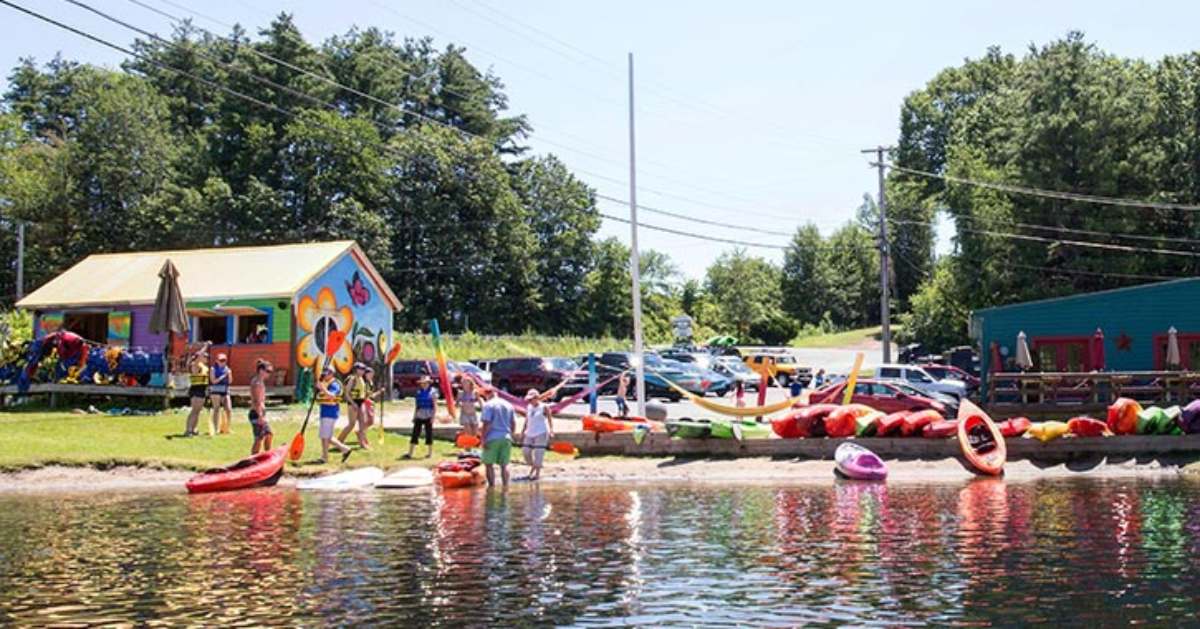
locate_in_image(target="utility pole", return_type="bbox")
[628,52,646,416]
[15,221,24,301]
[861,146,895,364]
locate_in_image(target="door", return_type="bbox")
[1031,337,1091,372]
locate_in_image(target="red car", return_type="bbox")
[392,359,464,398]
[808,379,947,415]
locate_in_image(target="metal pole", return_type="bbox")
[628,52,646,416]
[861,146,894,364]
[15,221,25,301]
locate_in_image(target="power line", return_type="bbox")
[894,218,1200,258]
[948,212,1200,248]
[598,212,787,251]
[889,163,1200,212]
[595,193,793,237]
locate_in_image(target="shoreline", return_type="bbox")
[1,456,1194,494]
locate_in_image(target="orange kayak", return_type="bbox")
[1067,416,1111,437]
[901,409,941,437]
[1107,398,1141,435]
[435,457,485,489]
[876,411,909,437]
[957,401,1006,476]
[922,419,957,439]
[582,414,650,433]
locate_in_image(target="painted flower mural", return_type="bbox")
[297,287,355,373]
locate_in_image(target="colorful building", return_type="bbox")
[15,241,400,386]
[970,278,1200,384]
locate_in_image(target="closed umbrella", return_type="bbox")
[1166,326,1181,370]
[1092,328,1105,371]
[149,259,189,378]
[1015,331,1033,371]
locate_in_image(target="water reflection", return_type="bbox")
[2,478,1200,625]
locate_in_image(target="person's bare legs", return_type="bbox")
[262,430,273,451]
[356,404,370,449]
[338,404,359,444]
[185,397,203,435]
[208,396,222,435]
[485,463,496,486]
[500,463,510,485]
[221,396,234,434]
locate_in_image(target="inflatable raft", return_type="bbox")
[185,447,286,494]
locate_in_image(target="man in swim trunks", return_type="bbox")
[315,367,353,464]
[479,386,515,486]
[248,359,273,454]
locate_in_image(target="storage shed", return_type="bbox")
[15,241,400,387]
[970,278,1200,384]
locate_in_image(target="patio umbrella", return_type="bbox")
[1015,331,1033,371]
[1167,326,1181,370]
[149,259,189,374]
[1092,328,1105,371]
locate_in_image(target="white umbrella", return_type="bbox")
[1015,331,1033,371]
[1166,326,1181,370]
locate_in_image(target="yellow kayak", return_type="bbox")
[1027,420,1070,443]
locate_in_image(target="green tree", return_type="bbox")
[704,249,782,339]
[780,223,826,325]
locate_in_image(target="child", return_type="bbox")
[315,367,353,464]
[248,359,273,454]
[456,377,481,439]
[405,376,437,458]
[615,373,630,418]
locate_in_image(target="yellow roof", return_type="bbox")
[17,240,401,310]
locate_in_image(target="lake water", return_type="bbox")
[1,478,1199,626]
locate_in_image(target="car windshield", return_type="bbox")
[643,354,666,368]
[459,363,482,375]
[544,358,578,372]
[895,384,925,397]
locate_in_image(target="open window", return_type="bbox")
[236,313,270,344]
[194,315,230,344]
[63,312,108,344]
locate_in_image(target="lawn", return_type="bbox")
[0,406,467,476]
[394,331,627,361]
[791,326,886,349]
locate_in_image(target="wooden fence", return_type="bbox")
[986,371,1200,416]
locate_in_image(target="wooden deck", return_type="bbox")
[986,370,1200,418]
[0,383,295,406]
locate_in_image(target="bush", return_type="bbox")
[895,261,969,353]
[749,311,800,346]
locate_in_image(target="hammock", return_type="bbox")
[469,372,623,415]
[655,372,803,417]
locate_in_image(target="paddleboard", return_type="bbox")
[375,467,434,489]
[297,466,385,491]
[956,399,1006,476]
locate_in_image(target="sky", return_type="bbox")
[4,0,1200,279]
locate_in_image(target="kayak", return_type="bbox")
[1136,406,1183,435]
[771,411,808,439]
[1182,399,1200,434]
[710,419,770,440]
[876,411,909,437]
[834,442,887,481]
[375,467,434,489]
[901,409,941,437]
[922,419,957,439]
[957,401,1006,476]
[582,414,649,433]
[1107,397,1141,435]
[298,466,385,491]
[792,404,838,438]
[667,418,712,439]
[185,447,286,494]
[435,457,485,489]
[997,416,1032,438]
[855,411,885,437]
[1028,420,1070,442]
[825,405,873,438]
[1067,416,1110,438]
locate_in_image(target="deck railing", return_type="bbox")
[987,371,1200,411]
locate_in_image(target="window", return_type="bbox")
[195,316,229,344]
[879,367,900,379]
[854,383,872,395]
[63,312,107,344]
[906,370,930,383]
[236,314,269,344]
[1037,346,1057,371]
[873,383,896,397]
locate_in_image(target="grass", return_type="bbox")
[791,326,886,349]
[0,405,569,477]
[395,331,628,361]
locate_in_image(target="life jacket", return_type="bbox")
[189,362,209,386]
[349,376,368,400]
[415,386,435,410]
[318,379,342,405]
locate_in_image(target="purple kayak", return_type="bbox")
[834,442,888,481]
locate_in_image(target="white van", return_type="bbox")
[874,364,967,400]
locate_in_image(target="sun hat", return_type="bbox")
[525,389,540,401]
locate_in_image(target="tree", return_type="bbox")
[704,250,782,339]
[896,259,970,351]
[780,223,826,325]
[820,223,880,329]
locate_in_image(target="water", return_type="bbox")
[2,479,1200,626]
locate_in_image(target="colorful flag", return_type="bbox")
[430,319,456,418]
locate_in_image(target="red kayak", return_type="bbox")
[1067,416,1111,437]
[922,419,957,439]
[876,411,910,437]
[997,417,1032,438]
[772,404,838,439]
[186,447,286,494]
[901,409,940,437]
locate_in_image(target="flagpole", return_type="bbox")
[628,52,646,417]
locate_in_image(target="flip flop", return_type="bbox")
[341,449,353,463]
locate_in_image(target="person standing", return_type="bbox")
[361,366,379,430]
[248,359,273,454]
[315,367,353,464]
[208,353,233,436]
[615,373,630,418]
[183,344,211,436]
[339,362,370,449]
[520,389,554,481]
[480,386,515,486]
[456,377,481,439]
[405,375,437,459]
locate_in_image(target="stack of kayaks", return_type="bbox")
[710,419,770,440]
[770,404,837,439]
[666,418,712,439]
[185,447,286,494]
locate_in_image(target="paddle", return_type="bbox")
[455,432,481,449]
[516,440,579,457]
[288,329,347,462]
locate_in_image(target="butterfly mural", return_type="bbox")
[346,271,371,306]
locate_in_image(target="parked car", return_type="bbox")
[590,351,686,401]
[712,355,760,391]
[491,357,583,398]
[808,379,948,416]
[470,358,497,374]
[744,352,812,386]
[874,364,967,400]
[458,361,492,386]
[919,363,980,391]
[663,358,731,396]
[393,359,464,399]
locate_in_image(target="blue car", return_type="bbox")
[664,358,732,397]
